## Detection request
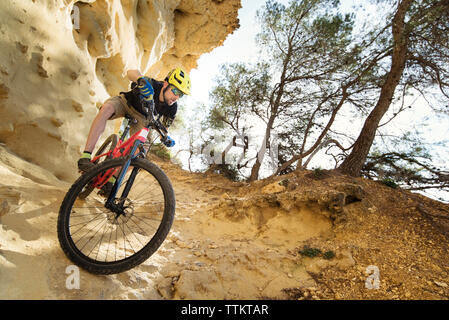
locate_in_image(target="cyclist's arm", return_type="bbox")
[157,116,173,140]
[160,115,174,129]
[126,69,143,82]
[155,116,175,147]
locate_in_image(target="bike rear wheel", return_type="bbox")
[58,157,175,274]
[78,134,118,199]
[94,134,118,163]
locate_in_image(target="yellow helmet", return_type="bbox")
[166,67,191,95]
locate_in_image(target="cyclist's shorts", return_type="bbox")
[103,94,148,137]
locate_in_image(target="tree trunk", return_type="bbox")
[249,153,262,181]
[338,0,413,177]
[249,117,274,181]
[249,54,290,181]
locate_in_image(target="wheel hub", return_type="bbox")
[106,198,135,225]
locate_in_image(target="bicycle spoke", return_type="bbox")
[91,222,109,259]
[70,211,105,217]
[128,215,151,237]
[70,212,105,236]
[70,214,105,228]
[118,221,136,258]
[132,180,150,201]
[105,225,114,262]
[131,215,160,231]
[115,225,118,262]
[123,220,146,248]
[76,218,108,252]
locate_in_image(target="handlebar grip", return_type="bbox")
[140,99,154,117]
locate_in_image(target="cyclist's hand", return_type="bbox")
[162,136,175,148]
[137,76,154,102]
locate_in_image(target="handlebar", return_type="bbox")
[141,100,168,139]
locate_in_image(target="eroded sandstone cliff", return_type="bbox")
[0,0,240,181]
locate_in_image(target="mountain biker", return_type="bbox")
[77,67,191,194]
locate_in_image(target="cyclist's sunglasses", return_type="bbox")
[170,86,184,98]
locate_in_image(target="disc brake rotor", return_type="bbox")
[106,198,134,225]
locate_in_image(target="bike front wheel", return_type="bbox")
[58,157,175,274]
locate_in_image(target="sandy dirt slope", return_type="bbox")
[0,146,448,299]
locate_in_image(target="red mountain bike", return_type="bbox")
[57,102,175,275]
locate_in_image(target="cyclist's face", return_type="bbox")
[162,83,181,106]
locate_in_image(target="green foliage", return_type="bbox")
[149,143,171,161]
[323,250,336,260]
[362,130,448,197]
[313,167,325,178]
[299,246,336,260]
[381,177,398,189]
[208,63,271,125]
[298,246,322,257]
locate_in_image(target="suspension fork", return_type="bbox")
[105,140,142,210]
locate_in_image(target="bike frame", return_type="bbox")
[87,101,168,213]
[105,127,149,208]
[85,125,149,205]
[91,126,148,164]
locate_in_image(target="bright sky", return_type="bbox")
[189,0,273,105]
